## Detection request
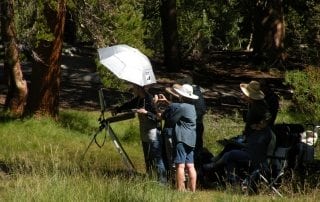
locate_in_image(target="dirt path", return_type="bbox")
[0,52,292,114]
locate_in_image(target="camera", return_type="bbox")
[157,103,167,111]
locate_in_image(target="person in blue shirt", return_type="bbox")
[154,84,198,192]
[176,76,207,156]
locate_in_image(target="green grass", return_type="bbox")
[0,107,320,201]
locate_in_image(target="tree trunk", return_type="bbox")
[25,0,66,119]
[252,0,286,64]
[160,0,181,72]
[0,0,28,117]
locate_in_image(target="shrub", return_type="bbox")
[285,66,320,122]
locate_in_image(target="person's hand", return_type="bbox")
[153,94,159,105]
[157,94,169,104]
[156,112,162,120]
[136,108,148,114]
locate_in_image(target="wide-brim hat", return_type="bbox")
[166,84,199,100]
[240,80,265,100]
[165,84,181,98]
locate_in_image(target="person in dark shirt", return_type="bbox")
[203,81,273,183]
[112,83,167,184]
[259,79,279,127]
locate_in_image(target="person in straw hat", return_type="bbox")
[239,80,272,136]
[154,83,198,192]
[203,80,273,185]
[259,79,279,128]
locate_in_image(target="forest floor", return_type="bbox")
[0,49,294,116]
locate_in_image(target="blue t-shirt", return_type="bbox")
[163,103,197,147]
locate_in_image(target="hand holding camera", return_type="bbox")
[153,94,169,113]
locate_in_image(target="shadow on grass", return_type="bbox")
[59,111,100,135]
[0,161,11,174]
[0,112,22,124]
[101,168,144,179]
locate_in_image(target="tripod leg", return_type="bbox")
[106,123,136,172]
[82,127,104,159]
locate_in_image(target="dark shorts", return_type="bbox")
[173,142,194,164]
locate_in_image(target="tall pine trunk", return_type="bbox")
[25,0,66,119]
[160,0,181,72]
[252,0,286,64]
[1,0,28,117]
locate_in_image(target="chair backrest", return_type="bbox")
[273,123,304,147]
[269,123,304,170]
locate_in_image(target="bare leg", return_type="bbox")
[176,163,186,191]
[186,163,197,192]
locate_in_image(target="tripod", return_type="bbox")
[82,89,136,172]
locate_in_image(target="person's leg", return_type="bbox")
[149,139,167,184]
[141,141,151,174]
[194,123,204,169]
[176,163,186,191]
[222,150,251,183]
[185,144,197,192]
[163,129,174,170]
[174,143,187,191]
[164,136,174,184]
[186,163,197,192]
[195,122,204,151]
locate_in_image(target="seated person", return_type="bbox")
[204,80,273,183]
[259,79,279,128]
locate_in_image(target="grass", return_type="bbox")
[0,105,320,201]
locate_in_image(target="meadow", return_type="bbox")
[0,103,319,201]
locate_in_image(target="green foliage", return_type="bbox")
[111,1,150,53]
[71,0,152,53]
[12,0,320,67]
[143,0,247,61]
[285,66,320,122]
[15,0,55,47]
[285,0,320,65]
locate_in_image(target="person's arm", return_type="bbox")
[135,108,158,122]
[165,103,182,125]
[115,97,139,113]
[161,103,181,128]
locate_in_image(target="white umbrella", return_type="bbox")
[98,44,156,86]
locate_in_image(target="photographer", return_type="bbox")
[112,83,167,184]
[154,84,198,192]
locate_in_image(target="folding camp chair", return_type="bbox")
[242,123,304,197]
[297,124,319,165]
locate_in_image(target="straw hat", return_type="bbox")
[166,84,199,100]
[240,80,265,100]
